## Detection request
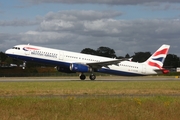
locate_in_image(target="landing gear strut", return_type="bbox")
[22,61,26,69]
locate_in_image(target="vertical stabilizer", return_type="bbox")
[144,44,170,69]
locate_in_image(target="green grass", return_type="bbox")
[0,96,180,120]
[0,80,180,96]
[0,78,180,120]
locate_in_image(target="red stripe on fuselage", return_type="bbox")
[24,47,39,50]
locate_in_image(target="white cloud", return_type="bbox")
[40,20,74,31]
[0,19,39,26]
[44,10,123,21]
[1,10,180,56]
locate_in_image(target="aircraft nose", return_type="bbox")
[5,49,12,55]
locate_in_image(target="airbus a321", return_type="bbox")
[5,44,170,80]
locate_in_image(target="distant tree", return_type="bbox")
[4,57,13,64]
[132,52,151,62]
[0,52,7,62]
[164,54,180,68]
[117,56,124,59]
[96,46,117,58]
[125,54,130,58]
[81,48,97,55]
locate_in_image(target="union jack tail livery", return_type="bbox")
[144,44,170,69]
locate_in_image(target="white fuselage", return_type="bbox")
[5,44,158,76]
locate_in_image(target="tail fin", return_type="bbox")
[144,44,170,69]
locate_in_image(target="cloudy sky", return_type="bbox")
[0,0,180,57]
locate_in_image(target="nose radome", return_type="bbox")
[5,49,11,55]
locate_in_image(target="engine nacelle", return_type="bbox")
[70,63,92,72]
[162,69,170,74]
[56,66,75,73]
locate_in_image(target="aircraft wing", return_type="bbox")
[86,58,128,69]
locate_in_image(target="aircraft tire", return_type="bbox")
[80,74,86,80]
[89,74,96,80]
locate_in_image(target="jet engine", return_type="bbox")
[70,63,92,72]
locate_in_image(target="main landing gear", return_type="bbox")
[80,73,96,80]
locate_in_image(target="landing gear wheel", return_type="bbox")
[89,74,96,80]
[80,74,86,80]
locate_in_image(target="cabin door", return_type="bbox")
[142,65,146,74]
[59,51,64,60]
[24,50,30,55]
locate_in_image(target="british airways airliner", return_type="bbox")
[5,44,170,80]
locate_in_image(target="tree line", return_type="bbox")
[0,46,180,68]
[81,46,180,68]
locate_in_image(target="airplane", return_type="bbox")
[5,44,170,80]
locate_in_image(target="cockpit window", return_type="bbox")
[12,47,20,50]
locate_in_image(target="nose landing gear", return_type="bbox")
[22,61,26,69]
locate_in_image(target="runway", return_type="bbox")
[0,76,179,82]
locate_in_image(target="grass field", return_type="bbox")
[0,77,180,120]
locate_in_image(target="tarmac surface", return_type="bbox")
[0,76,179,82]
